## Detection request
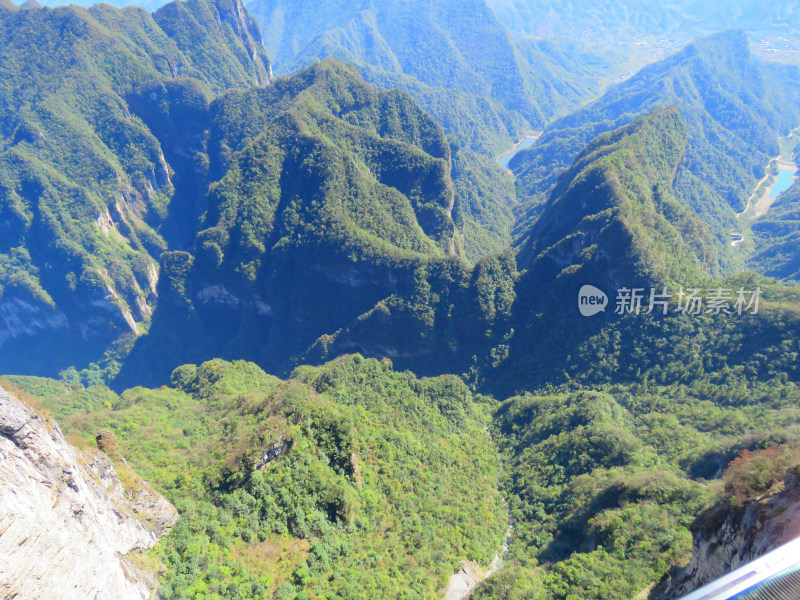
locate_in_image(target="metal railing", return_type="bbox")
[679,537,800,600]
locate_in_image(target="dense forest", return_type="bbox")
[4,356,508,599]
[0,0,270,375]
[244,0,619,261]
[750,182,800,282]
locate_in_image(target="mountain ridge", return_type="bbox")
[510,30,800,272]
[0,0,272,377]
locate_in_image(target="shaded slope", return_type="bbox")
[0,0,270,376]
[749,182,800,282]
[117,60,509,387]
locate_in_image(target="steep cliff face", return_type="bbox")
[0,386,178,600]
[0,0,272,378]
[655,466,800,599]
[154,0,272,88]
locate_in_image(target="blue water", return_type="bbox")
[770,167,796,198]
[497,135,538,169]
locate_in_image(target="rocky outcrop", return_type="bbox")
[254,436,291,470]
[655,466,800,599]
[0,387,178,600]
[444,525,510,600]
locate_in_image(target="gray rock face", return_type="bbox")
[0,387,178,600]
[656,466,800,599]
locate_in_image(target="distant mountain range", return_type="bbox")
[487,0,800,42]
[247,0,609,134]
[510,31,800,273]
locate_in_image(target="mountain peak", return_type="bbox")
[298,56,364,83]
[521,106,714,288]
[154,0,272,88]
[690,28,749,52]
[555,106,686,199]
[681,28,752,69]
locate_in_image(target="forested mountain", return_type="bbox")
[5,355,508,599]
[0,0,269,376]
[116,59,498,387]
[482,110,800,396]
[0,0,516,383]
[245,0,617,260]
[750,182,800,282]
[510,31,800,270]
[457,113,800,600]
[3,1,800,599]
[3,0,798,401]
[517,107,715,280]
[217,110,800,402]
[474,369,800,600]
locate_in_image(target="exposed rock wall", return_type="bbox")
[0,387,178,600]
[655,466,800,599]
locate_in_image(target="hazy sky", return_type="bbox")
[34,0,167,10]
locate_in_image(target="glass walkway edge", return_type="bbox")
[679,536,800,600]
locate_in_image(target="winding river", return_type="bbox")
[731,132,800,247]
[497,132,542,171]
